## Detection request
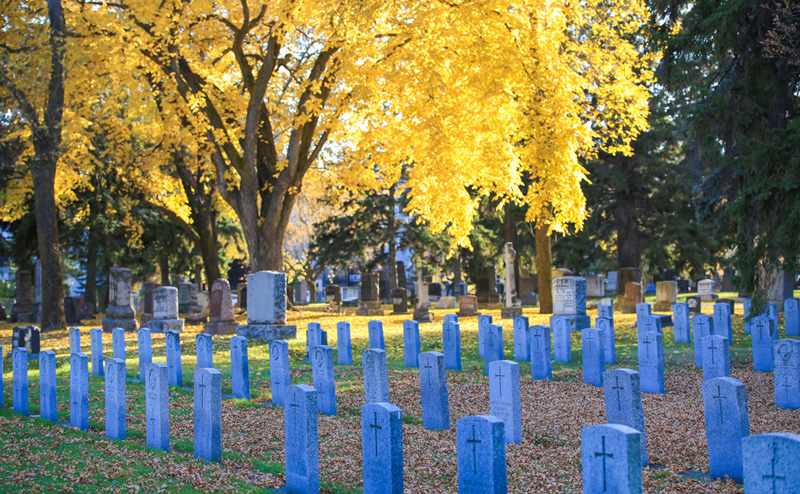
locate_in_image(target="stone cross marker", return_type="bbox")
[419,352,450,430]
[69,327,81,354]
[230,336,250,400]
[112,327,126,361]
[703,376,750,482]
[39,350,57,423]
[743,432,800,494]
[773,339,800,410]
[596,316,616,365]
[752,315,778,372]
[403,320,420,368]
[194,367,222,462]
[638,331,664,394]
[673,303,691,344]
[368,320,385,350]
[785,298,800,337]
[513,316,530,362]
[311,345,336,416]
[270,339,291,406]
[702,335,730,381]
[553,316,572,363]
[70,352,89,430]
[105,357,127,440]
[12,347,28,415]
[484,324,504,376]
[284,384,319,494]
[146,362,170,452]
[456,415,507,494]
[149,286,184,333]
[165,330,183,387]
[581,424,642,494]
[90,327,104,377]
[361,402,404,494]
[442,320,462,372]
[137,328,152,381]
[603,369,648,466]
[363,349,390,404]
[337,321,353,366]
[639,314,662,338]
[489,360,522,444]
[692,314,714,367]
[582,328,605,387]
[478,315,493,358]
[529,325,553,380]
[713,302,733,342]
[196,333,213,369]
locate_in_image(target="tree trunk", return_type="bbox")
[159,255,170,286]
[453,254,462,284]
[84,221,99,316]
[535,222,553,314]
[614,163,641,268]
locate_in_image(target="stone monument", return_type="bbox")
[550,276,590,331]
[102,268,137,332]
[236,271,297,340]
[357,271,384,317]
[204,279,237,335]
[501,243,523,319]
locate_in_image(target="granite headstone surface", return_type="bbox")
[419,352,450,430]
[604,369,648,466]
[703,376,749,482]
[456,415,507,494]
[361,402,404,494]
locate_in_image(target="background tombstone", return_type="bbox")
[91,328,104,377]
[64,296,82,325]
[361,403,404,494]
[196,333,213,369]
[358,271,385,317]
[703,376,749,482]
[653,281,678,311]
[442,321,462,371]
[39,350,58,423]
[597,303,613,320]
[13,347,28,415]
[702,335,731,381]
[697,279,717,302]
[673,303,691,343]
[687,295,702,314]
[337,321,353,366]
[102,267,137,332]
[692,314,714,367]
[622,282,643,313]
[638,331,664,393]
[137,328,152,380]
[112,327,126,361]
[773,339,800,409]
[767,269,795,309]
[105,357,127,440]
[476,266,501,307]
[513,316,530,362]
[165,330,183,387]
[582,328,605,386]
[752,315,778,372]
[230,336,250,400]
[306,322,325,360]
[488,360,522,444]
[603,369,648,466]
[713,302,733,342]
[403,320,420,368]
[69,327,81,354]
[484,324,504,375]
[607,271,618,292]
[412,269,433,322]
[237,283,248,310]
[581,424,642,494]
[149,287,184,333]
[236,271,298,340]
[501,242,523,319]
[585,274,605,298]
[325,284,342,312]
[178,282,203,314]
[529,325,552,380]
[146,362,170,452]
[743,433,800,493]
[295,279,309,306]
[456,415,507,494]
[419,352,450,430]
[368,320,385,350]
[311,345,336,415]
[478,314,493,357]
[553,316,572,363]
[70,352,89,430]
[143,281,160,317]
[457,294,481,317]
[551,276,590,330]
[194,367,222,462]
[284,385,319,494]
[204,279,237,335]
[786,297,800,337]
[596,317,616,365]
[270,339,290,406]
[391,287,409,315]
[363,349,390,404]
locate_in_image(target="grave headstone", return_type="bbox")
[677,279,690,292]
[673,303,691,344]
[112,327,126,360]
[713,302,733,342]
[295,279,310,306]
[90,327,104,377]
[585,274,605,298]
[194,367,222,462]
[686,295,702,314]
[178,282,202,314]
[70,352,89,430]
[607,271,618,292]
[284,385,319,494]
[237,283,247,310]
[230,336,250,400]
[489,360,522,444]
[603,369,648,466]
[552,317,572,363]
[703,376,749,482]
[325,284,342,313]
[392,287,409,314]
[204,279,236,335]
[752,315,778,372]
[702,335,730,381]
[69,326,81,355]
[697,279,717,302]
[357,271,384,317]
[143,281,160,315]
[165,330,183,387]
[596,317,616,365]
[456,415,507,494]
[551,276,590,331]
[102,267,137,332]
[270,340,291,406]
[236,271,298,340]
[149,286,184,333]
[137,328,152,380]
[692,314,714,367]
[362,402,404,494]
[476,266,501,306]
[484,324,504,375]
[622,282,642,314]
[105,357,127,440]
[520,292,538,307]
[363,349,390,404]
[39,350,57,423]
[785,298,800,337]
[582,328,605,387]
[478,314,492,357]
[412,269,433,322]
[337,321,353,366]
[196,333,213,369]
[513,316,530,362]
[773,339,800,410]
[368,320,385,350]
[444,314,458,325]
[653,281,677,312]
[743,433,800,493]
[146,362,170,452]
[581,424,642,494]
[457,295,481,318]
[311,345,336,415]
[442,320,463,372]
[501,243,523,319]
[635,302,651,333]
[419,352,450,430]
[306,322,325,360]
[64,296,82,325]
[597,304,613,320]
[637,331,664,393]
[529,325,552,380]
[12,347,28,415]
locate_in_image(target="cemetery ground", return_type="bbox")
[1,294,798,493]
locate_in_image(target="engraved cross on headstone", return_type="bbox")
[532,326,542,350]
[369,411,382,456]
[612,376,624,412]
[756,319,769,341]
[646,318,656,333]
[708,338,719,365]
[467,425,482,475]
[642,334,653,359]
[493,367,506,398]
[423,360,435,382]
[713,385,726,424]
[595,435,614,492]
[763,442,787,493]
[198,373,207,406]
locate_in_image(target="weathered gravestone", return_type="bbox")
[477,314,492,358]
[456,415,507,494]
[673,303,691,344]
[284,385,319,494]
[443,320,462,371]
[102,268,137,332]
[64,296,82,325]
[713,302,732,342]
[582,328,605,387]
[686,295,702,314]
[12,347,28,415]
[270,339,290,406]
[403,320,420,368]
[457,295,481,318]
[392,287,409,315]
[773,339,800,409]
[752,315,778,372]
[39,350,57,423]
[363,349,390,404]
[361,402,404,494]
[112,327,126,361]
[368,320,385,350]
[585,274,605,298]
[552,316,572,363]
[311,345,336,416]
[294,279,310,306]
[236,271,297,340]
[231,336,250,399]
[143,281,160,316]
[419,352,450,430]
[178,282,203,314]
[194,367,222,462]
[603,369,648,466]
[412,269,434,323]
[337,321,353,366]
[357,271,384,317]
[196,333,213,369]
[484,324,504,375]
[149,287,184,333]
[91,328,104,377]
[513,316,530,362]
[551,276,590,331]
[237,283,247,310]
[70,352,89,430]
[476,266,501,308]
[501,243,523,319]
[607,271,618,292]
[530,325,552,380]
[69,326,81,355]
[597,303,613,320]
[697,279,717,302]
[638,331,664,394]
[581,424,642,494]
[105,357,127,440]
[137,328,151,380]
[702,335,730,381]
[703,377,749,482]
[146,362,170,452]
[165,330,183,387]
[692,314,714,367]
[653,281,677,312]
[489,360,522,444]
[596,317,616,365]
[785,298,800,337]
[325,284,342,313]
[204,279,237,335]
[767,269,796,309]
[622,282,643,314]
[743,433,800,494]
[306,322,326,360]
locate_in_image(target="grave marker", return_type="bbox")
[284,384,319,494]
[112,327,126,360]
[703,376,749,482]
[306,322,324,359]
[653,281,678,312]
[311,345,336,416]
[639,314,662,337]
[137,328,152,380]
[196,333,213,369]
[270,340,290,406]
[363,349,390,404]
[165,330,183,387]
[597,304,613,320]
[581,424,642,494]
[194,367,222,462]
[443,320,462,371]
[91,327,104,377]
[69,326,81,354]
[484,324,504,375]
[334,321,352,366]
[552,276,591,330]
[673,303,691,344]
[419,352,450,430]
[403,320,420,368]
[692,314,714,367]
[743,433,800,494]
[204,279,237,335]
[231,336,250,400]
[752,315,778,372]
[635,302,651,332]
[146,362,170,452]
[12,347,28,415]
[361,403,404,494]
[236,271,297,340]
[513,316,530,362]
[102,267,137,332]
[553,316,572,363]
[70,352,89,430]
[105,357,127,440]
[603,369,648,466]
[368,320,385,350]
[596,316,616,365]
[582,328,605,387]
[698,279,716,302]
[489,360,522,444]
[702,335,730,381]
[529,325,552,380]
[773,339,800,409]
[456,415,507,494]
[149,286,184,333]
[785,298,800,337]
[39,350,57,423]
[478,314,493,357]
[638,331,664,394]
[713,303,733,342]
